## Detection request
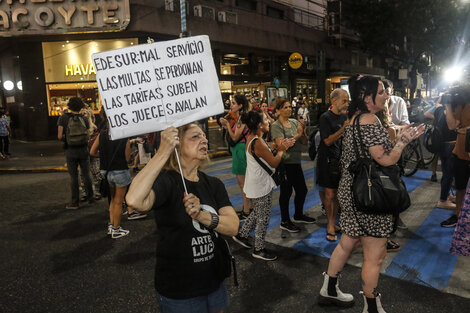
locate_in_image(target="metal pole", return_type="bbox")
[180,0,188,37]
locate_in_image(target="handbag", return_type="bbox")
[198,173,238,286]
[226,125,249,147]
[348,113,410,216]
[250,137,287,186]
[208,229,238,286]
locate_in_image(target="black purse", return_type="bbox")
[250,137,287,186]
[348,113,410,216]
[208,229,238,286]
[226,125,249,147]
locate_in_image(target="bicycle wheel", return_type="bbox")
[421,147,436,165]
[402,144,420,177]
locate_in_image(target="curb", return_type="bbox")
[0,150,230,174]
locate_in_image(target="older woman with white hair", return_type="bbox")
[126,123,239,313]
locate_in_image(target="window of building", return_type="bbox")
[267,6,284,19]
[351,52,359,66]
[236,0,257,11]
[220,54,250,76]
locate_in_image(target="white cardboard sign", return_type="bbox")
[92,35,223,140]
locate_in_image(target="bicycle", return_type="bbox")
[401,124,437,177]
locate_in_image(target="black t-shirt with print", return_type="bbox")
[151,170,232,299]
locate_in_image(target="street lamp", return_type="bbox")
[443,66,463,83]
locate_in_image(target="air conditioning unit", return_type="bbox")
[218,11,237,24]
[165,0,175,12]
[194,5,215,20]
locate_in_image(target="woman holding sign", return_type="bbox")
[126,123,239,313]
[219,94,252,220]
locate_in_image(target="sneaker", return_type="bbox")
[292,214,316,224]
[280,221,300,233]
[397,217,407,230]
[238,211,251,220]
[93,194,102,201]
[386,239,401,252]
[448,194,456,203]
[65,203,79,210]
[128,211,148,220]
[252,249,277,261]
[430,173,437,182]
[437,200,456,210]
[111,226,130,239]
[107,223,112,235]
[232,234,252,249]
[440,215,458,228]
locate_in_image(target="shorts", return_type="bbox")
[101,169,132,188]
[156,282,229,313]
[230,142,247,175]
[453,156,470,190]
[316,157,341,189]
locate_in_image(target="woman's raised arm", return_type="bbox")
[126,127,179,212]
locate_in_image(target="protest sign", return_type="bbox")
[92,35,223,140]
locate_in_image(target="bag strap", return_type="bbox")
[250,137,274,176]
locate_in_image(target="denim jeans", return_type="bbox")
[438,143,455,201]
[156,283,229,313]
[66,147,93,204]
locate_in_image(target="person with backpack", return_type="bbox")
[57,97,95,210]
[425,97,457,210]
[232,110,294,261]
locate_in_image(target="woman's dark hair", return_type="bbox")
[241,110,263,132]
[234,94,249,112]
[448,85,470,111]
[67,97,85,112]
[275,98,289,111]
[347,75,380,118]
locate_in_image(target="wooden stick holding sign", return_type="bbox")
[175,147,188,194]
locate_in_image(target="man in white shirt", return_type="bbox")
[383,79,410,125]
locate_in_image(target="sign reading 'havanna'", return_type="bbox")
[0,0,130,36]
[93,35,224,140]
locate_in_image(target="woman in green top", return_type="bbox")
[220,94,252,219]
[271,98,316,232]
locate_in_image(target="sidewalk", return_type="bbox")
[0,135,230,173]
[0,140,67,173]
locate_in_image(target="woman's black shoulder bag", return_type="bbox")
[250,137,287,186]
[198,173,238,287]
[348,113,410,217]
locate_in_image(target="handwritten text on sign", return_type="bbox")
[92,35,223,140]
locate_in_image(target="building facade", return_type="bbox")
[0,0,384,140]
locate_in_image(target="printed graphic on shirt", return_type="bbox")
[191,204,218,263]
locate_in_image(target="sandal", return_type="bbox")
[386,239,401,252]
[334,225,342,233]
[326,232,338,242]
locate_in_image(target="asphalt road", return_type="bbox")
[1,172,469,313]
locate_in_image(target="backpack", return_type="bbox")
[424,107,446,153]
[66,114,88,147]
[308,129,318,161]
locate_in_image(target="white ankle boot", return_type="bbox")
[318,272,354,307]
[361,291,387,313]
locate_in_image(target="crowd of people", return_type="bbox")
[54,75,470,313]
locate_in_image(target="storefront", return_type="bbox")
[42,38,137,116]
